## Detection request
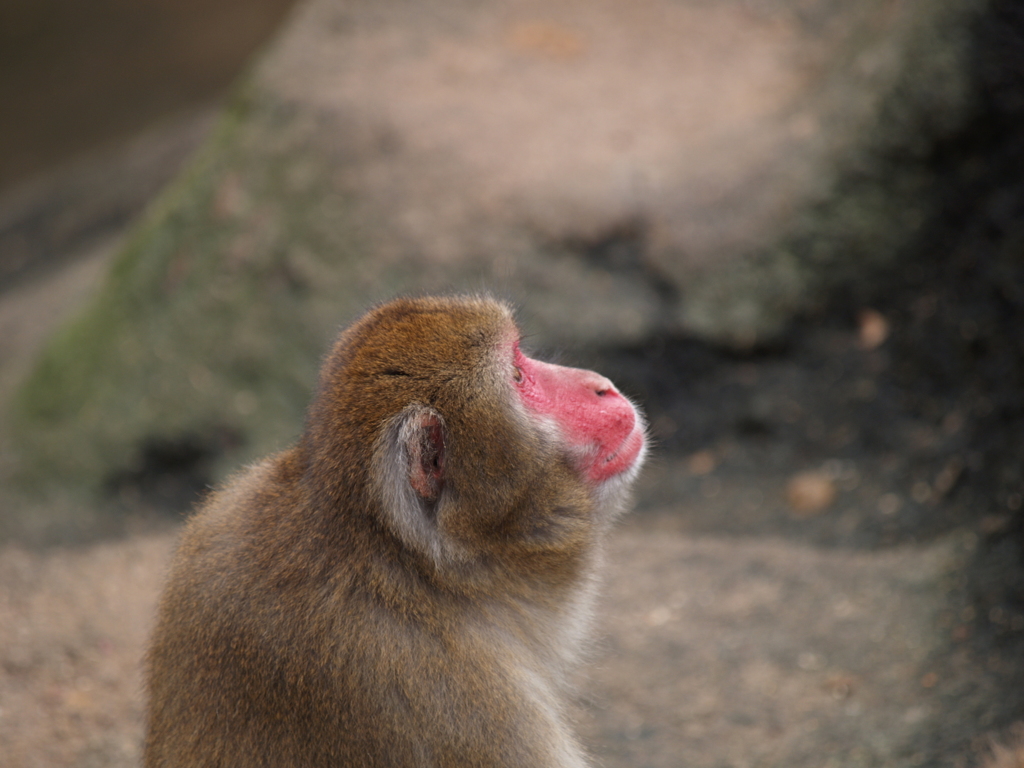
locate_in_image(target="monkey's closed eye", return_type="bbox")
[512,342,528,383]
[383,368,411,377]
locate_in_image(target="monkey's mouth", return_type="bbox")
[589,422,645,483]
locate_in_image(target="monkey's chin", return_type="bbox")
[588,424,646,484]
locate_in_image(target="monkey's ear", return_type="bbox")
[406,410,446,502]
[374,405,456,563]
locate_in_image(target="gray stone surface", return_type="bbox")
[9,0,985,492]
[256,0,981,345]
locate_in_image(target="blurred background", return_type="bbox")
[1,1,1023,766]
[0,0,299,291]
[0,0,299,188]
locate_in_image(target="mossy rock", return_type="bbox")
[11,90,395,494]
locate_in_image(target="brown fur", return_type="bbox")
[144,295,645,768]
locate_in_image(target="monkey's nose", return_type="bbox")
[587,373,618,399]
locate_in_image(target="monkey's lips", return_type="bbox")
[588,421,645,483]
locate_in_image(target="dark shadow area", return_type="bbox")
[105,434,223,516]
[0,0,300,190]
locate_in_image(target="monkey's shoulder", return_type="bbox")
[165,452,345,601]
[175,455,291,544]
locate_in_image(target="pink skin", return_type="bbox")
[513,343,645,484]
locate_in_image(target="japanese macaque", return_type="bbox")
[144,295,647,768]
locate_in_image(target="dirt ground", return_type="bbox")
[0,513,998,768]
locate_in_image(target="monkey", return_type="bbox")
[143,294,647,768]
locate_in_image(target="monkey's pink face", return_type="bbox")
[513,343,646,484]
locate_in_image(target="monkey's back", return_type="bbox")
[143,454,587,768]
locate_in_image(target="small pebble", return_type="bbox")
[787,471,837,516]
[857,309,889,350]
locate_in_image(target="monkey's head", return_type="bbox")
[302,295,647,572]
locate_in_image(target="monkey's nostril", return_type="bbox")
[595,389,608,397]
